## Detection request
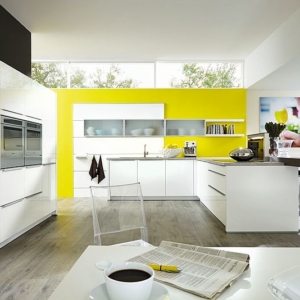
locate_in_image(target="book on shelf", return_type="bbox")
[206,124,235,135]
[128,241,250,300]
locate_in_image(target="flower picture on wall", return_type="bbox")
[260,97,300,131]
[260,97,300,148]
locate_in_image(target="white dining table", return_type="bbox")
[48,245,300,300]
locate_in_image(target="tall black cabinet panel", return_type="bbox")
[0,5,31,77]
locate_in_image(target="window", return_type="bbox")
[31,62,243,88]
[69,63,154,88]
[156,62,242,88]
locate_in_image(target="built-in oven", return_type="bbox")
[25,121,42,166]
[0,115,25,169]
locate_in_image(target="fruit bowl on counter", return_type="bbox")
[161,145,182,158]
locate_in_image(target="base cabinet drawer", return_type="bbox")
[0,168,25,206]
[24,165,43,197]
[207,170,226,195]
[0,199,25,242]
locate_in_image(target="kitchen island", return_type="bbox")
[197,158,299,232]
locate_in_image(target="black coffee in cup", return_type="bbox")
[109,269,151,282]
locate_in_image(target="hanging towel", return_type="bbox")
[89,155,98,180]
[97,155,105,184]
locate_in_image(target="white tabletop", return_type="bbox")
[48,245,300,300]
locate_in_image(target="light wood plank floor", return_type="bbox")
[0,198,300,300]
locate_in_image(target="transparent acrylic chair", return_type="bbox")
[90,182,150,246]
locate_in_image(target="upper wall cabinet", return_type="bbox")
[0,89,25,115]
[166,120,205,136]
[0,62,52,120]
[73,103,244,138]
[80,118,245,138]
[73,103,165,120]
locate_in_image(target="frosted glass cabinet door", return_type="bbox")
[138,160,166,196]
[166,160,194,196]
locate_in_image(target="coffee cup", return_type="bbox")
[103,261,154,300]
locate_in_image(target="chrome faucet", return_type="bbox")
[144,144,149,157]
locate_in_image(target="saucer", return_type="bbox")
[88,281,169,300]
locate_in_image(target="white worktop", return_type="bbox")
[197,157,283,166]
[49,245,300,300]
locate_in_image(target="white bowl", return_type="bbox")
[131,128,143,136]
[144,128,154,136]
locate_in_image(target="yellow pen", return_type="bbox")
[147,264,181,273]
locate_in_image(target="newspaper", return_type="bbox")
[128,241,250,299]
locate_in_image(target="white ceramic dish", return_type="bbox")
[88,281,169,300]
[131,128,143,136]
[144,128,154,136]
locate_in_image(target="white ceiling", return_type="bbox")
[1,0,300,89]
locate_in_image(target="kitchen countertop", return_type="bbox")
[107,156,300,167]
[197,157,284,166]
[107,157,196,160]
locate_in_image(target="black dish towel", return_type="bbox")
[89,155,98,180]
[97,155,105,184]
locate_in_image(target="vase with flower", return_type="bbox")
[264,122,286,156]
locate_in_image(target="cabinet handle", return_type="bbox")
[2,109,22,115]
[208,169,226,176]
[0,198,24,208]
[1,167,23,172]
[25,165,42,169]
[208,184,226,196]
[25,192,42,198]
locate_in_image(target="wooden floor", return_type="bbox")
[1,198,300,300]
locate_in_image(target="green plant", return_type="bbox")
[265,122,286,137]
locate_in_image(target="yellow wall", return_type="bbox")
[55,88,246,198]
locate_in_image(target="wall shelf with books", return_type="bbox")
[204,119,244,137]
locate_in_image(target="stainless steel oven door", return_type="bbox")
[25,121,42,166]
[1,122,25,169]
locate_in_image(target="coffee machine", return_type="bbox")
[183,141,197,157]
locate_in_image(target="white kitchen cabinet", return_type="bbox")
[0,62,57,248]
[23,89,43,120]
[165,160,194,196]
[166,119,205,136]
[41,89,57,164]
[125,120,164,137]
[24,165,43,197]
[197,161,226,225]
[73,103,164,120]
[0,199,25,242]
[0,167,25,206]
[109,160,138,186]
[198,159,299,232]
[0,89,25,115]
[24,195,43,228]
[41,164,57,216]
[138,160,165,197]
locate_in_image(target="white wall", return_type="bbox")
[244,8,300,88]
